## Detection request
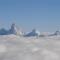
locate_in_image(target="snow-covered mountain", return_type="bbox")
[0,23,60,37]
[25,29,40,37]
[9,23,17,34]
[48,30,60,36]
[0,23,23,35]
[9,23,23,35]
[0,28,8,35]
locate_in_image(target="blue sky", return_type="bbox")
[0,0,60,32]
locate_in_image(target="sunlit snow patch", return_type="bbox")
[32,47,40,52]
[41,49,59,60]
[0,45,7,53]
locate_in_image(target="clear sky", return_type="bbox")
[0,0,60,32]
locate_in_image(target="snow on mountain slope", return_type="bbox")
[9,23,23,35]
[0,35,60,60]
[25,29,40,37]
[0,23,23,35]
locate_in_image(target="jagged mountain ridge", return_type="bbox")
[25,29,40,37]
[0,23,60,36]
[0,23,23,35]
